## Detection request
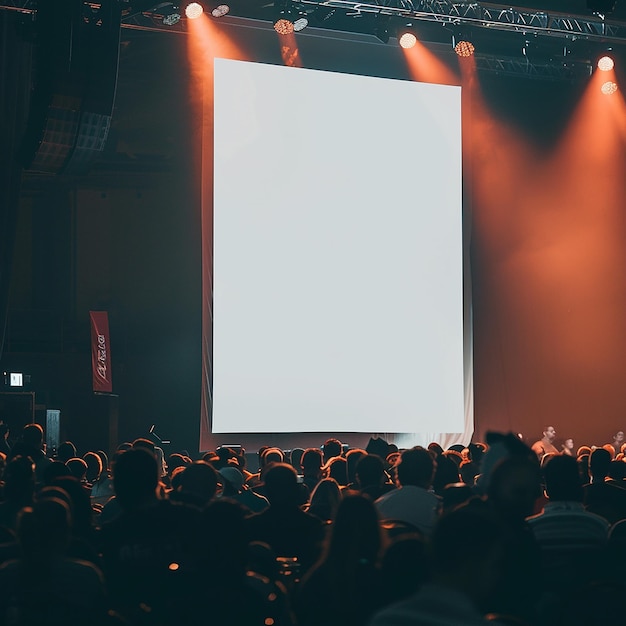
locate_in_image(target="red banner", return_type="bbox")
[90,311,112,393]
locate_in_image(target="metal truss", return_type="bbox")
[300,0,626,44]
[0,0,622,80]
[2,0,626,44]
[0,0,626,44]
[473,54,593,80]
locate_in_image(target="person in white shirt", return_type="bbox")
[375,447,440,536]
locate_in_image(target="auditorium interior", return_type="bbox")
[1,0,626,456]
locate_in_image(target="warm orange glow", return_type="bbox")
[399,32,417,49]
[598,55,615,71]
[471,57,626,444]
[401,40,459,86]
[454,40,475,57]
[278,32,302,67]
[187,14,247,453]
[186,12,246,80]
[185,2,203,19]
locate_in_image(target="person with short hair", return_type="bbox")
[322,438,343,463]
[561,437,575,457]
[369,506,508,626]
[246,463,325,573]
[531,426,559,460]
[527,454,609,594]
[98,448,200,620]
[374,447,440,536]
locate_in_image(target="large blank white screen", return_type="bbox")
[213,58,463,434]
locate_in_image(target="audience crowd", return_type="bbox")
[0,422,624,625]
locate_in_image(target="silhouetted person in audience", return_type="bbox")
[169,460,219,508]
[527,454,609,599]
[441,482,474,515]
[300,447,324,494]
[346,448,366,487]
[0,456,35,531]
[322,438,343,463]
[324,456,348,486]
[289,447,305,473]
[179,499,294,626]
[0,423,10,456]
[218,466,269,513]
[459,443,485,487]
[83,451,103,485]
[56,441,77,464]
[370,505,509,625]
[9,423,51,483]
[0,497,107,625]
[296,494,385,626]
[305,477,342,523]
[355,454,394,502]
[246,463,324,574]
[375,447,440,536]
[380,534,429,606]
[245,446,284,490]
[66,457,88,483]
[486,454,542,623]
[608,459,626,484]
[51,475,96,545]
[99,447,200,622]
[431,453,461,496]
[583,447,626,524]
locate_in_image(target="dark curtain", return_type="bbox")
[0,11,33,359]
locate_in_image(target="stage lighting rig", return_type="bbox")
[185,1,203,18]
[453,33,475,57]
[397,23,417,49]
[273,0,308,34]
[150,2,181,24]
[597,53,615,70]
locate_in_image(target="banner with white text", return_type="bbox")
[89,311,112,393]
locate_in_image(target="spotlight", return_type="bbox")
[454,40,475,57]
[398,32,417,49]
[293,16,308,32]
[185,2,203,18]
[597,55,615,71]
[601,81,618,95]
[274,17,294,34]
[211,4,229,17]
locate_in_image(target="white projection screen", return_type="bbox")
[212,58,466,437]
